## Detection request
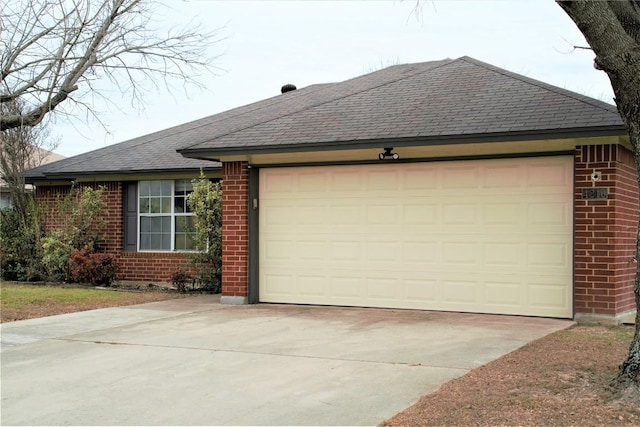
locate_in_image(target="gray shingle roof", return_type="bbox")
[180,56,624,156]
[25,128,219,180]
[27,56,624,180]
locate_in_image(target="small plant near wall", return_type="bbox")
[185,172,222,293]
[0,202,44,281]
[171,268,193,293]
[56,184,106,250]
[68,246,118,285]
[41,231,73,282]
[39,184,119,285]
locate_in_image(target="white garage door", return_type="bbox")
[259,156,573,318]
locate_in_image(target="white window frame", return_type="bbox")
[137,179,196,252]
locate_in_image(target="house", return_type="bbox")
[0,146,65,208]
[25,127,221,282]
[27,56,638,322]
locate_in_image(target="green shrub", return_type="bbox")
[41,185,115,284]
[186,172,222,293]
[41,232,73,282]
[56,185,106,250]
[0,205,43,281]
[194,267,221,293]
[1,184,114,284]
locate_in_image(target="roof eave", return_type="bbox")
[25,165,222,184]
[178,125,628,160]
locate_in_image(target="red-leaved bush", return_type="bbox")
[68,247,118,285]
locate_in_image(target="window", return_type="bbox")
[0,192,11,209]
[138,180,196,251]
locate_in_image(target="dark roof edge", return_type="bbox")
[25,166,221,183]
[179,125,628,159]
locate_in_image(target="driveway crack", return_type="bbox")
[57,338,470,371]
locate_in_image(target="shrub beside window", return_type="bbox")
[179,173,222,293]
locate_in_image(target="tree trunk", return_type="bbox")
[557,0,640,389]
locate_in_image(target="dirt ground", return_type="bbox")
[382,325,640,426]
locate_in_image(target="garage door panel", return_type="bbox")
[367,277,402,300]
[331,171,362,191]
[484,242,522,266]
[403,168,438,189]
[330,241,362,261]
[442,165,480,188]
[259,157,573,318]
[263,205,292,225]
[527,279,571,315]
[442,280,479,303]
[263,274,295,296]
[526,161,572,187]
[403,241,438,263]
[528,202,571,227]
[442,204,479,224]
[367,205,399,224]
[403,204,439,224]
[366,241,402,262]
[527,242,570,267]
[331,205,361,224]
[442,242,479,266]
[404,278,439,302]
[330,276,362,299]
[484,202,521,225]
[263,171,294,193]
[485,281,524,306]
[298,276,325,297]
[367,169,400,190]
[484,164,524,187]
[298,171,327,192]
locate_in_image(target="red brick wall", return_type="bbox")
[221,161,249,297]
[36,185,71,231]
[35,181,191,283]
[36,182,122,253]
[118,252,191,282]
[574,145,639,316]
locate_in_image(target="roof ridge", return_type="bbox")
[458,56,619,114]
[181,58,455,151]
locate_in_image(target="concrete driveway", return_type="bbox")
[1,295,571,426]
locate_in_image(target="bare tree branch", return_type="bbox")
[0,0,222,130]
[0,99,59,225]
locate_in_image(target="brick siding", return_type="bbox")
[574,145,639,316]
[35,147,639,316]
[221,161,249,297]
[35,182,191,284]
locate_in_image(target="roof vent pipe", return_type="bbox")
[281,84,297,94]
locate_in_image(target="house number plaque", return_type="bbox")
[582,187,609,200]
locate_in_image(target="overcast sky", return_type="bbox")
[50,0,614,158]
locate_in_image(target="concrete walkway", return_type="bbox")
[1,296,571,426]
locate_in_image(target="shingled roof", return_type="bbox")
[24,127,219,180]
[179,56,624,157]
[27,56,625,180]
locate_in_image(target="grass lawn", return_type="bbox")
[0,282,186,322]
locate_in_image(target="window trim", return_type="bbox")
[137,179,197,252]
